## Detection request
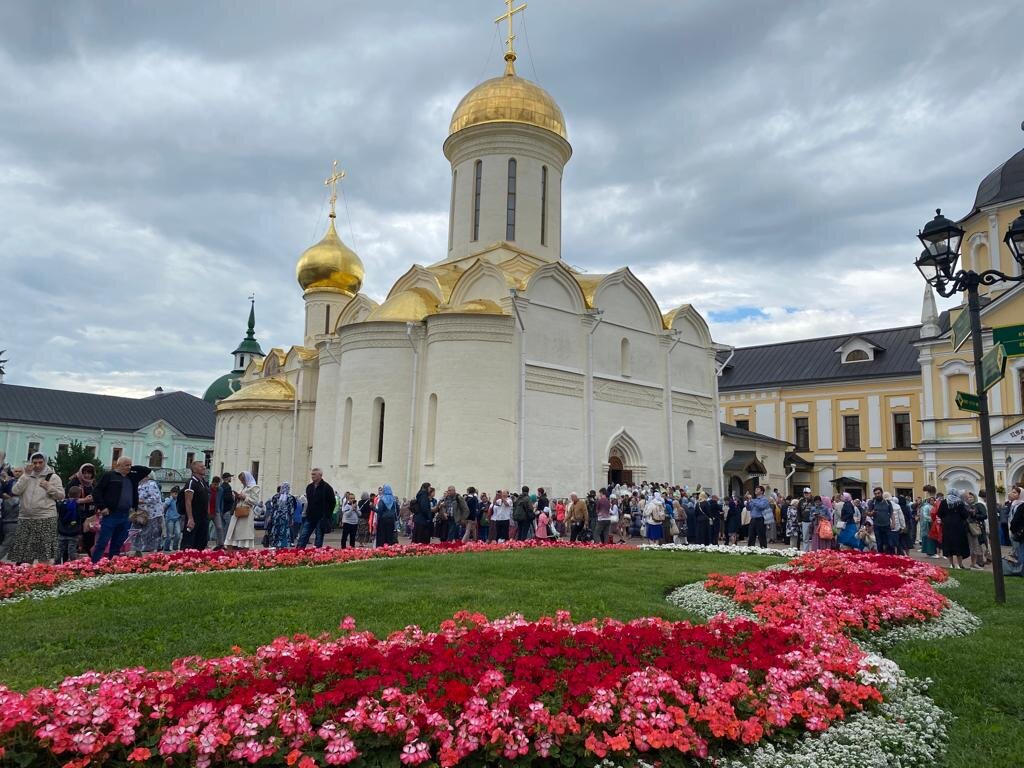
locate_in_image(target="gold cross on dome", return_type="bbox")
[495,0,526,58]
[324,160,346,219]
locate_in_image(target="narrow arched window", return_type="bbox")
[620,337,631,377]
[425,393,438,464]
[371,397,386,464]
[340,397,353,465]
[472,160,482,241]
[324,305,331,335]
[506,158,517,241]
[540,165,548,245]
[686,420,696,451]
[448,169,457,251]
[148,449,163,468]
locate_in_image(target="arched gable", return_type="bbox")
[604,428,644,467]
[335,293,379,329]
[448,259,514,307]
[386,265,444,302]
[525,261,587,314]
[593,267,664,333]
[666,304,714,348]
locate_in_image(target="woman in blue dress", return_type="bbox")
[836,492,862,550]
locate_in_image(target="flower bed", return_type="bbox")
[0,540,631,603]
[0,611,882,768]
[639,543,800,558]
[706,562,950,636]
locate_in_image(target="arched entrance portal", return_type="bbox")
[602,429,646,488]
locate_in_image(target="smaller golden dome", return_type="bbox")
[296,218,364,296]
[449,69,567,140]
[440,298,509,316]
[217,377,295,410]
[365,288,440,323]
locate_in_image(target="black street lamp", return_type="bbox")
[916,208,1024,604]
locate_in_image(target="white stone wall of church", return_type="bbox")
[213,409,295,496]
[310,353,341,475]
[325,324,417,496]
[418,315,517,495]
[523,385,587,497]
[445,123,566,263]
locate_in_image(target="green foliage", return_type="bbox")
[48,440,105,483]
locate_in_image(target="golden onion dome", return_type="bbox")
[449,60,566,140]
[296,218,364,296]
[365,288,440,323]
[217,377,295,410]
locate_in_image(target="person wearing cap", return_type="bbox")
[7,452,64,564]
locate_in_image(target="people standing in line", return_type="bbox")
[162,487,181,551]
[513,486,534,541]
[224,471,259,551]
[566,492,588,542]
[937,489,971,569]
[964,491,988,570]
[490,489,512,542]
[7,453,64,564]
[356,491,374,546]
[477,491,491,542]
[1003,486,1023,576]
[269,483,295,548]
[413,483,433,544]
[297,468,335,549]
[867,487,894,554]
[65,463,97,555]
[179,460,211,551]
[339,491,359,548]
[744,486,770,548]
[132,466,164,554]
[374,484,399,547]
[90,456,137,562]
[462,487,480,542]
[214,473,236,550]
[918,490,936,557]
[785,498,800,548]
[56,485,84,564]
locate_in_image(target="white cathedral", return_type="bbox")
[212,23,727,498]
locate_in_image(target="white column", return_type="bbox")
[920,347,936,441]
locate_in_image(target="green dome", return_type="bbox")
[203,372,243,403]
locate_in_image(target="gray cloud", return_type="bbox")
[1,0,1021,395]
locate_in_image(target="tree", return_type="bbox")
[49,441,106,482]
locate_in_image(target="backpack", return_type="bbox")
[816,518,834,540]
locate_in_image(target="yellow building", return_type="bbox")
[719,142,1024,501]
[718,326,924,499]
[917,145,1024,496]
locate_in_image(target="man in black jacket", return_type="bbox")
[413,482,433,544]
[513,486,534,540]
[297,467,335,548]
[91,456,139,562]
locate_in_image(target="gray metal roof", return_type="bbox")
[968,146,1024,217]
[719,422,791,447]
[0,384,215,439]
[718,325,921,392]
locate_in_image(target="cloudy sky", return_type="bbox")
[2,0,1022,398]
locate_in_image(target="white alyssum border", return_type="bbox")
[666,582,757,620]
[639,543,800,558]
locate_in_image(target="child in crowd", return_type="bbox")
[57,485,84,564]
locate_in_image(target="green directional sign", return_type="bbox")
[955,390,981,413]
[980,343,1007,393]
[993,324,1024,357]
[951,309,971,352]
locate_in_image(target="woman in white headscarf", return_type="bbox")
[643,492,666,544]
[224,471,259,550]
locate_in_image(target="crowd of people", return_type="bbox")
[2,452,1022,575]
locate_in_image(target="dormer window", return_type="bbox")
[844,349,870,363]
[835,335,883,364]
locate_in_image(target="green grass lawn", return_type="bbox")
[0,548,1021,767]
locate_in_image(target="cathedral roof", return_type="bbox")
[217,377,295,410]
[966,146,1024,218]
[366,288,440,323]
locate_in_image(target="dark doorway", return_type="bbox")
[608,456,632,487]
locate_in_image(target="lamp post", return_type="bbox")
[915,208,1024,604]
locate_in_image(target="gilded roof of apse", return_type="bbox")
[219,377,295,406]
[449,73,567,140]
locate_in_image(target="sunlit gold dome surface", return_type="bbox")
[296,219,364,295]
[217,377,295,409]
[449,72,566,140]
[366,288,440,323]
